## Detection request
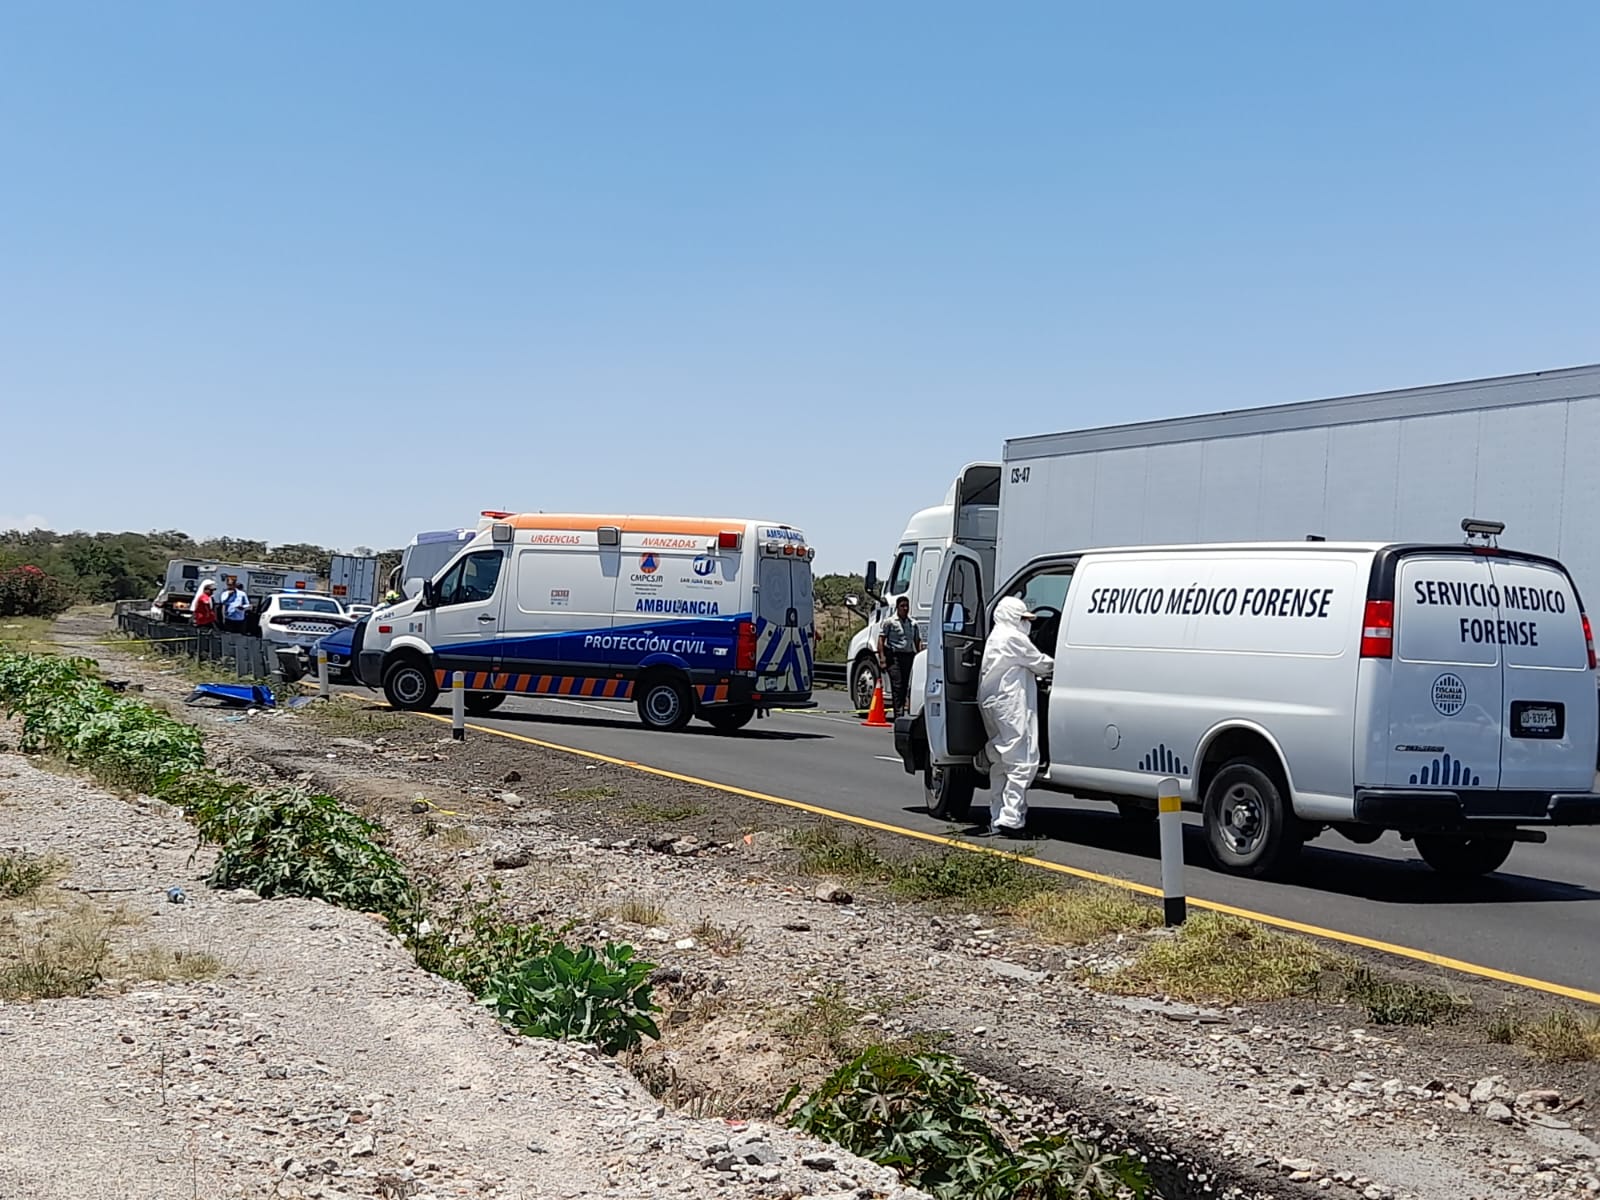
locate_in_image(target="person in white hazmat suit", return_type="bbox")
[977,596,1053,835]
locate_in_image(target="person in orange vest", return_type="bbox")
[876,596,923,719]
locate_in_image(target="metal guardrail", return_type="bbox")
[814,661,846,686]
[116,612,275,680]
[115,608,852,690]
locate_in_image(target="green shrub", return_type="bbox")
[207,789,419,924]
[0,851,52,899]
[786,1046,1147,1200]
[481,941,661,1055]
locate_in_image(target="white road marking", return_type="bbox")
[527,695,636,718]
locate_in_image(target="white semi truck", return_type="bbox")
[844,464,1000,711]
[891,361,1600,811]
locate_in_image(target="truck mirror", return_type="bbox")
[421,580,436,609]
[864,560,879,598]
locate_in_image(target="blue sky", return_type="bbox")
[2,2,1596,573]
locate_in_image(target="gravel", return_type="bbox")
[0,755,927,1200]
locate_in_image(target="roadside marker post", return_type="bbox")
[316,648,330,699]
[451,672,466,741]
[1158,776,1185,926]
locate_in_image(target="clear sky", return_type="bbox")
[2,2,1596,573]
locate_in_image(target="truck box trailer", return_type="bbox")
[996,363,1600,607]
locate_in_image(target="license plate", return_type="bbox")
[1510,700,1564,739]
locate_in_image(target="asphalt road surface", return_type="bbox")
[429,689,1600,995]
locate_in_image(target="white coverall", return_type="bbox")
[977,596,1054,831]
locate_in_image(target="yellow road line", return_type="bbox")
[419,712,1600,1007]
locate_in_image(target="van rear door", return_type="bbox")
[755,551,814,695]
[1388,556,1504,790]
[1486,557,1598,791]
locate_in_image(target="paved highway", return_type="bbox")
[437,690,1600,996]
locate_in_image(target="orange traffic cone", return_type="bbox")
[862,682,891,728]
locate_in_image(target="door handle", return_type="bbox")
[477,615,496,624]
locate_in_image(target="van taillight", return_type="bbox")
[735,620,757,671]
[1583,613,1597,670]
[1360,600,1394,658]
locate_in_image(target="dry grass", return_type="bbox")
[0,616,59,654]
[294,695,410,736]
[690,916,747,956]
[557,785,619,803]
[437,826,478,850]
[121,943,225,985]
[0,851,56,900]
[1516,1011,1600,1062]
[1097,911,1334,1002]
[614,895,667,927]
[0,903,114,1000]
[1014,885,1162,944]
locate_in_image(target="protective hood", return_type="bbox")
[991,596,1035,634]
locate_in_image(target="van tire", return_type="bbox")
[850,657,880,713]
[706,706,755,733]
[464,692,505,716]
[1414,834,1514,878]
[383,658,438,711]
[637,676,693,732]
[926,765,976,822]
[1202,759,1299,877]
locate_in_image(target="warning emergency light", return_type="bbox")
[718,530,742,550]
[481,510,514,520]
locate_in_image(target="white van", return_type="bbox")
[897,529,1600,877]
[353,513,817,732]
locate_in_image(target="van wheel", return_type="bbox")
[1414,834,1514,878]
[926,765,975,822]
[464,692,505,716]
[1202,759,1299,877]
[383,659,438,711]
[637,677,692,732]
[850,658,880,713]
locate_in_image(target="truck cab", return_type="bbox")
[844,463,1000,710]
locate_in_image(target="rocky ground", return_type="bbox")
[0,611,1596,1200]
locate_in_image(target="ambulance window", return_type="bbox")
[887,547,916,597]
[182,566,199,581]
[437,551,503,607]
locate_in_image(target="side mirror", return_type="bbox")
[421,580,436,608]
[864,560,879,599]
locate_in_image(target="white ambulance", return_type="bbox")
[352,513,817,732]
[898,524,1600,877]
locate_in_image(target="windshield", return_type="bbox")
[277,596,342,614]
[887,546,916,597]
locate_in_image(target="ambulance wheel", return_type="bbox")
[1414,834,1514,878]
[925,765,975,823]
[383,657,438,711]
[1202,759,1300,877]
[706,706,754,734]
[637,676,693,732]
[850,658,880,713]
[464,692,505,716]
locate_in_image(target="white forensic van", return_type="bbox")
[897,525,1600,877]
[352,513,817,732]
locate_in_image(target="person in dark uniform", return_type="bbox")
[877,596,924,719]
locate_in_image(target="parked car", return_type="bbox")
[258,593,354,657]
[310,624,357,682]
